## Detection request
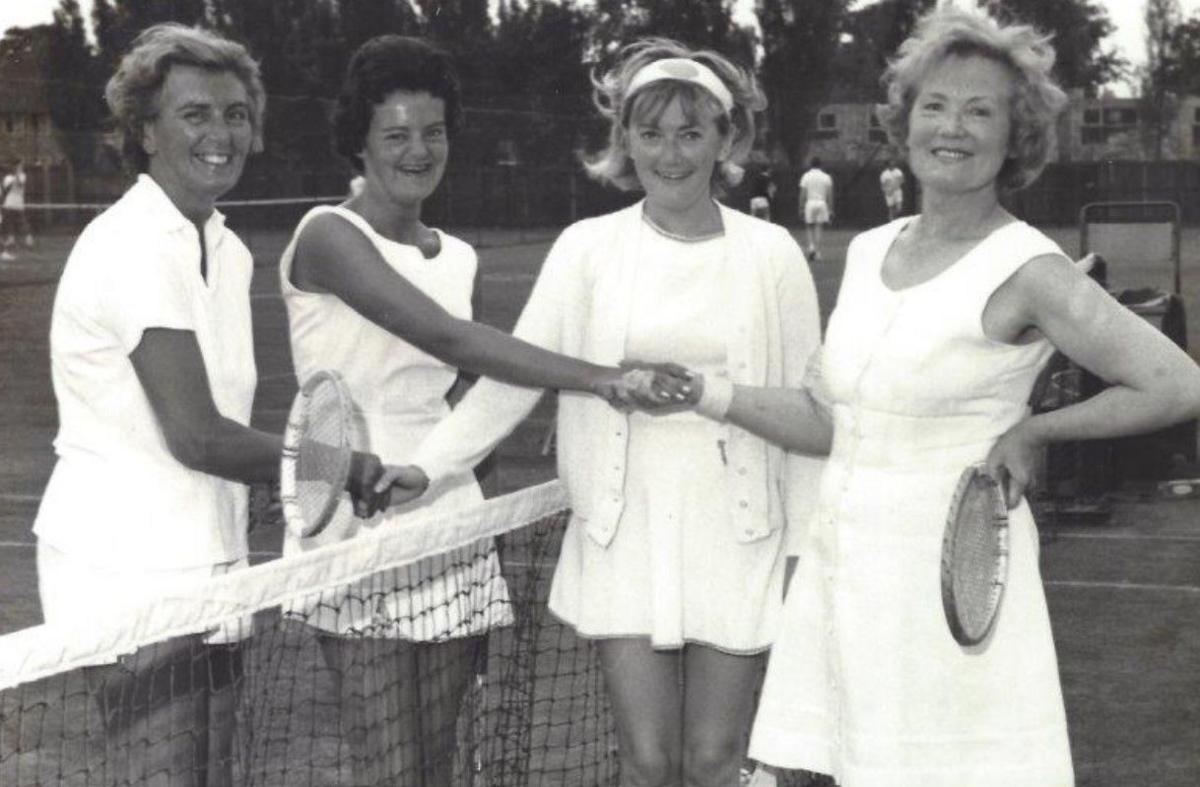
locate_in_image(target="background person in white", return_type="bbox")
[673,8,1200,785]
[279,35,681,787]
[798,156,833,260]
[32,25,392,787]
[880,158,905,220]
[1,158,33,257]
[386,39,826,787]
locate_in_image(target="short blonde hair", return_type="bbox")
[877,5,1067,191]
[585,38,764,194]
[105,23,265,172]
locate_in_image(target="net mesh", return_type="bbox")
[0,481,619,787]
[949,478,1006,640]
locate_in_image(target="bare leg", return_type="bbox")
[89,634,233,787]
[681,645,766,787]
[597,638,683,787]
[320,633,479,786]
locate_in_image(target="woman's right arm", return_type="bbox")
[130,328,390,514]
[694,376,833,455]
[291,214,687,403]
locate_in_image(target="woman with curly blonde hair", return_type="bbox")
[657,5,1200,785]
[396,36,826,787]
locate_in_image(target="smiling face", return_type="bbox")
[906,53,1014,199]
[142,64,254,222]
[626,91,731,220]
[359,90,448,209]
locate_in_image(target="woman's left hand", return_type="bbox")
[984,420,1045,509]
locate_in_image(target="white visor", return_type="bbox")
[624,58,734,116]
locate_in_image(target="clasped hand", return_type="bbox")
[603,361,702,411]
[346,452,429,517]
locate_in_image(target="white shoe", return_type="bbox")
[0,250,15,261]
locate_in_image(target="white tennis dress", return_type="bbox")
[280,206,510,641]
[749,219,1074,785]
[548,221,789,653]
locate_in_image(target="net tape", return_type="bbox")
[0,480,623,786]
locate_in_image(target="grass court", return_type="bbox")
[1,219,1198,785]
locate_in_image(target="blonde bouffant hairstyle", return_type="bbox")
[877,5,1067,191]
[585,38,765,194]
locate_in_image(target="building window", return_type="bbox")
[812,111,839,140]
[1081,104,1138,144]
[29,114,40,132]
[866,112,887,143]
[1193,107,1200,123]
[3,116,12,133]
[1193,124,1200,148]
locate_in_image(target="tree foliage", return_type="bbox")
[29,0,1139,186]
[989,0,1123,94]
[756,0,849,166]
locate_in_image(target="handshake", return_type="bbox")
[367,361,711,512]
[596,361,705,412]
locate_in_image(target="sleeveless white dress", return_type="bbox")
[749,218,1074,786]
[280,205,510,640]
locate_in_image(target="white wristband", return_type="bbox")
[695,375,734,421]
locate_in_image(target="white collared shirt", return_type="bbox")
[33,175,257,569]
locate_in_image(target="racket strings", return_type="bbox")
[950,480,1005,638]
[294,380,352,525]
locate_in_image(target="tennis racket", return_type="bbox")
[940,463,1010,647]
[280,370,363,539]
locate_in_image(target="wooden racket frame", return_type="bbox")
[280,370,357,539]
[941,463,1011,647]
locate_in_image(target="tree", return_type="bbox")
[1166,12,1200,96]
[756,0,849,166]
[43,0,106,178]
[587,0,756,68]
[91,0,208,74]
[988,0,1124,94]
[1141,0,1182,160]
[833,0,935,101]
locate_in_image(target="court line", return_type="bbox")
[480,273,538,283]
[1,541,1195,595]
[1049,531,1200,543]
[1046,579,1200,595]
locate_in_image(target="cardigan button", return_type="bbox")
[739,500,749,509]
[738,467,747,476]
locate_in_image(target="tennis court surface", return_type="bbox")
[1,223,1198,785]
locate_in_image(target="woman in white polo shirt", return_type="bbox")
[391,38,826,787]
[32,25,392,787]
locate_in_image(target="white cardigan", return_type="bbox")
[412,200,826,549]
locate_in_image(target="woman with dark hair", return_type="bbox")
[279,35,681,785]
[33,24,392,787]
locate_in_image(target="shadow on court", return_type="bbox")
[1,224,1198,785]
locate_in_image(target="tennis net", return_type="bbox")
[0,480,618,786]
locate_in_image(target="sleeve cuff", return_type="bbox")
[696,375,734,421]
